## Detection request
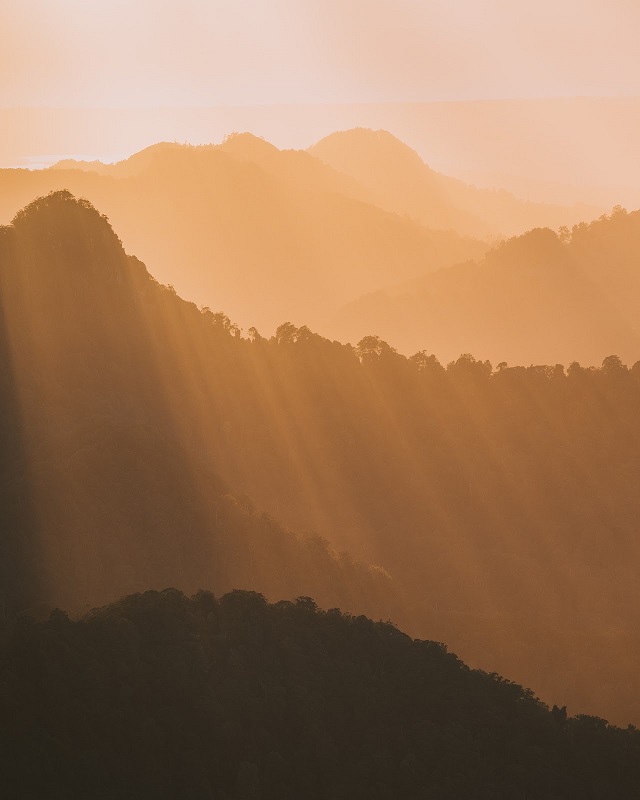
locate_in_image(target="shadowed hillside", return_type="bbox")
[1,589,639,799]
[0,243,40,612]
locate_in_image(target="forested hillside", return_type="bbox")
[2,589,639,799]
[6,1,640,797]
[336,207,640,363]
[0,191,397,620]
[3,192,640,725]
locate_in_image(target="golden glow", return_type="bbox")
[2,2,640,107]
[3,0,640,733]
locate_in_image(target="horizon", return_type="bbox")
[4,97,640,210]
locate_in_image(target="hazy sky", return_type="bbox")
[1,0,639,107]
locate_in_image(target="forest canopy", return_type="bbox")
[1,589,639,799]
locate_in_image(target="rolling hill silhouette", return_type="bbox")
[335,207,640,364]
[0,134,487,335]
[2,588,639,798]
[4,99,640,209]
[308,127,596,238]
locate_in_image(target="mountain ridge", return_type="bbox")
[334,209,640,364]
[0,136,488,335]
[308,127,598,237]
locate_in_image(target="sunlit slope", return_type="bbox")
[309,128,597,238]
[0,191,397,618]
[5,192,640,726]
[335,209,640,364]
[206,326,640,726]
[0,136,486,334]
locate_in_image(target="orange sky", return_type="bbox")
[1,1,639,107]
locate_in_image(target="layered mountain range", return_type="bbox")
[335,208,640,364]
[0,129,600,350]
[3,190,640,730]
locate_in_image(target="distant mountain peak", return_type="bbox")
[217,131,281,162]
[309,128,591,240]
[310,127,428,172]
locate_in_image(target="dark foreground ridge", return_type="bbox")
[1,589,639,799]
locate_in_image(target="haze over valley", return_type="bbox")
[0,127,613,358]
[3,2,640,797]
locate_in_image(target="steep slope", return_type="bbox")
[309,128,597,238]
[2,589,639,799]
[0,135,487,334]
[0,191,397,618]
[334,208,640,364]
